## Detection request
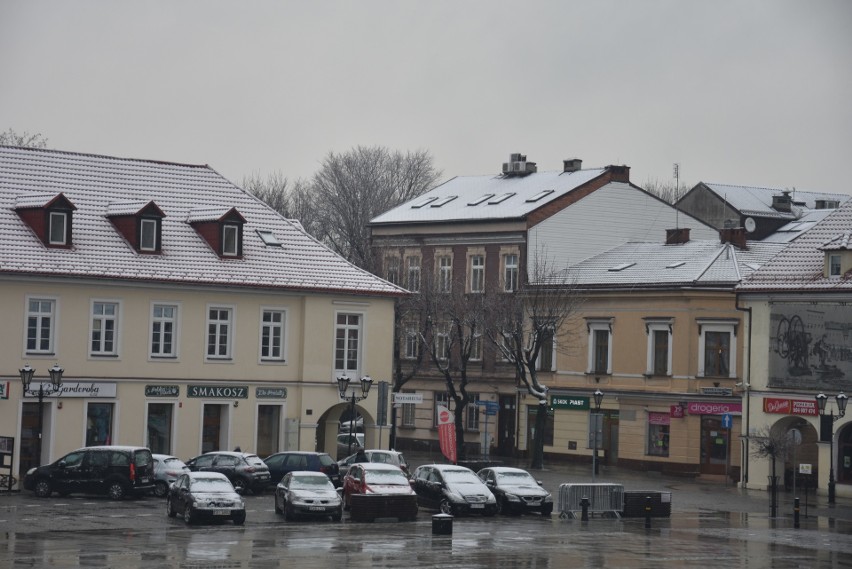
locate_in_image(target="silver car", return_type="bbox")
[151,454,190,497]
[275,471,343,521]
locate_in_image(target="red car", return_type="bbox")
[342,463,417,510]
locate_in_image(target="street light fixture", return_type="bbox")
[337,374,373,456]
[591,389,604,482]
[19,363,64,470]
[815,392,848,504]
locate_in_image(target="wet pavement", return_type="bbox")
[1,454,851,568]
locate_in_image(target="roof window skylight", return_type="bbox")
[488,193,516,205]
[608,262,636,272]
[411,196,439,209]
[256,229,282,246]
[431,196,458,208]
[468,194,495,206]
[526,189,554,202]
[666,261,686,269]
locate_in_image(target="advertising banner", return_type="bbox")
[437,405,457,464]
[687,401,742,415]
[763,397,818,416]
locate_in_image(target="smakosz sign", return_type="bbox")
[187,385,249,399]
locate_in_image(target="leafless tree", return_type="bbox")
[0,129,48,148]
[485,256,584,469]
[389,294,427,448]
[749,424,798,516]
[242,172,320,237]
[643,177,689,204]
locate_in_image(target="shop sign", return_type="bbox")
[393,393,423,404]
[551,395,589,410]
[187,385,249,399]
[0,381,9,400]
[763,397,818,416]
[648,412,670,426]
[25,382,117,398]
[701,387,733,396]
[145,385,180,397]
[256,387,287,399]
[687,401,742,415]
[670,404,684,418]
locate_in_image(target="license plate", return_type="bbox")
[213,509,230,516]
[309,506,326,511]
[139,478,150,484]
[470,503,484,509]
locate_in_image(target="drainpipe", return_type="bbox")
[735,297,752,486]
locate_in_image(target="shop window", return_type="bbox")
[86,402,114,446]
[647,412,670,457]
[257,405,281,457]
[147,403,174,454]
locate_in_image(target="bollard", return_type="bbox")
[793,497,800,529]
[432,513,453,536]
[644,496,652,529]
[580,497,590,521]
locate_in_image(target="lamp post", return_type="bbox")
[19,363,64,470]
[591,389,604,482]
[337,374,373,456]
[815,392,848,504]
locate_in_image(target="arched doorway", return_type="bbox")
[771,416,818,492]
[838,423,852,486]
[315,403,374,460]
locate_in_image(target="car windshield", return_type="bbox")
[442,470,480,484]
[291,475,333,489]
[245,455,265,467]
[163,457,187,468]
[318,454,334,466]
[190,478,233,492]
[369,453,395,465]
[497,471,536,485]
[365,470,408,485]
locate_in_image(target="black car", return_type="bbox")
[263,451,340,486]
[185,451,271,494]
[166,472,246,525]
[411,464,498,516]
[477,466,553,516]
[23,445,155,499]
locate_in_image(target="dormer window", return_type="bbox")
[820,233,850,279]
[223,224,239,257]
[107,200,165,254]
[829,254,841,277]
[187,207,246,259]
[15,192,77,249]
[139,218,158,251]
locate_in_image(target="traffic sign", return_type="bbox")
[721,413,732,429]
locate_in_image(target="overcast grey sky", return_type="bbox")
[2,1,851,195]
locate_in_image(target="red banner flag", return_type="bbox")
[437,405,457,464]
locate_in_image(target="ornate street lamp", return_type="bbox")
[337,374,373,456]
[815,392,848,504]
[19,363,64,470]
[591,389,604,482]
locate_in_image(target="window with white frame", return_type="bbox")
[206,307,233,359]
[504,254,519,292]
[645,319,672,376]
[386,257,401,285]
[469,334,483,361]
[406,256,421,292]
[335,313,362,374]
[91,301,119,356]
[49,211,67,245]
[829,254,841,277]
[470,255,485,293]
[535,328,554,371]
[434,392,449,426]
[151,304,178,358]
[466,394,480,430]
[222,224,239,257]
[438,256,453,293]
[260,309,287,361]
[586,318,613,375]
[697,319,737,378]
[404,325,419,359]
[26,298,56,354]
[436,325,450,361]
[140,218,158,251]
[401,391,416,427]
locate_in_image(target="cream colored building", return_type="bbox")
[0,146,403,485]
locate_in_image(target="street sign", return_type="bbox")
[393,393,423,404]
[721,413,732,429]
[376,381,389,427]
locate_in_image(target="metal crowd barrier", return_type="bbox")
[558,483,625,519]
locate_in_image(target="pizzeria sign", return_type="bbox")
[763,397,818,416]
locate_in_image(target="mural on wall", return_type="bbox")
[769,304,852,391]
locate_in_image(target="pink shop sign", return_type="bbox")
[687,401,742,415]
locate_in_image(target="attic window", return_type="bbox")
[526,189,554,202]
[829,254,841,277]
[107,200,165,254]
[188,207,246,259]
[49,212,67,245]
[139,219,158,251]
[816,200,840,209]
[468,194,495,206]
[666,261,686,269]
[488,193,516,205]
[608,262,635,272]
[15,192,77,249]
[411,196,438,209]
[223,225,240,256]
[431,196,458,208]
[256,229,282,246]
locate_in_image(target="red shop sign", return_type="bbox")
[764,397,817,416]
[687,401,742,415]
[649,412,671,426]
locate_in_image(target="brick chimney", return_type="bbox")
[563,158,583,172]
[772,190,792,213]
[666,228,690,244]
[605,165,630,183]
[719,227,748,249]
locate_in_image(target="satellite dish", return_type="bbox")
[744,217,756,233]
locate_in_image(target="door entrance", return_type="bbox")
[497,395,516,456]
[700,416,729,475]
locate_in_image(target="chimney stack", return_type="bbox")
[563,158,583,173]
[772,190,792,213]
[719,227,748,249]
[666,228,690,245]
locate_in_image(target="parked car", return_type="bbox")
[166,472,246,525]
[342,462,417,508]
[263,451,341,486]
[151,454,190,498]
[337,449,410,477]
[274,471,343,521]
[336,433,365,459]
[477,466,553,516]
[185,451,271,494]
[338,415,364,432]
[412,464,497,516]
[23,445,155,500]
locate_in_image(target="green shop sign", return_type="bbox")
[256,387,287,399]
[551,395,590,410]
[145,385,180,397]
[187,385,249,399]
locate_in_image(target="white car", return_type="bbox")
[151,454,190,497]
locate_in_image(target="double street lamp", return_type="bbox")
[591,389,604,482]
[336,374,373,456]
[815,392,848,504]
[19,363,64,469]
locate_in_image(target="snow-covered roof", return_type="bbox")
[562,239,786,289]
[370,167,609,225]
[739,199,852,292]
[0,146,405,297]
[694,182,849,218]
[759,209,835,243]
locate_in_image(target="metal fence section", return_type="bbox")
[558,483,624,519]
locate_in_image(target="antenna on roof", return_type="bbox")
[673,163,680,228]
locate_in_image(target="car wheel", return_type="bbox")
[167,497,177,518]
[495,498,504,515]
[232,511,246,526]
[540,505,553,517]
[153,481,169,498]
[34,479,52,498]
[284,504,296,522]
[183,504,195,525]
[232,477,248,494]
[439,499,453,515]
[107,481,127,500]
[274,496,283,515]
[332,507,342,522]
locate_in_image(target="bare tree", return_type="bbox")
[749,424,797,517]
[643,177,689,204]
[242,172,321,237]
[485,257,584,469]
[389,294,428,448]
[0,129,48,148]
[312,146,441,271]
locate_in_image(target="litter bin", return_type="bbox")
[432,513,453,535]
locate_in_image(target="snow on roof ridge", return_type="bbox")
[0,144,212,170]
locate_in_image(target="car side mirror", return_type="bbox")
[485,480,494,487]
[336,487,343,497]
[58,461,67,469]
[537,480,543,486]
